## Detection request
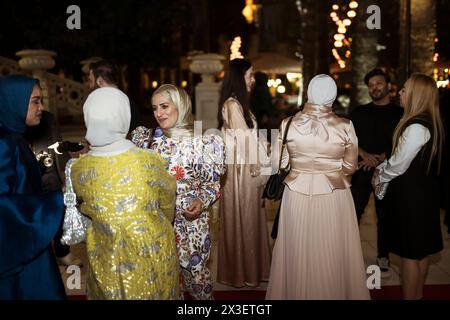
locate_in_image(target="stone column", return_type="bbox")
[16,49,57,114]
[188,53,226,130]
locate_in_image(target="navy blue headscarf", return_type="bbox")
[0,75,39,134]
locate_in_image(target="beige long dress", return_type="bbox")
[217,97,271,287]
[266,104,370,300]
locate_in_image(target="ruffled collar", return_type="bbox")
[292,103,333,141]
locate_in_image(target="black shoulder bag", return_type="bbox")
[262,116,293,200]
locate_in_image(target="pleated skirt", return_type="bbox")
[266,188,370,300]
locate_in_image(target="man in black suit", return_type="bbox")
[351,69,403,275]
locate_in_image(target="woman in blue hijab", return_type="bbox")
[0,75,66,300]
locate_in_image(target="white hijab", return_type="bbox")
[307,74,337,107]
[293,74,337,141]
[153,84,194,139]
[83,87,135,156]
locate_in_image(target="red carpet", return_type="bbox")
[68,284,450,300]
[369,284,450,300]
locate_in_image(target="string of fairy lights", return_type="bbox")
[330,1,359,69]
[230,36,244,61]
[242,0,260,25]
[433,37,450,88]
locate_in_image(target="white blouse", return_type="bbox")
[377,123,431,183]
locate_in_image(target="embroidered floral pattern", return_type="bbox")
[170,165,186,180]
[131,126,226,299]
[149,130,226,214]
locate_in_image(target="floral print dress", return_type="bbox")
[132,127,225,299]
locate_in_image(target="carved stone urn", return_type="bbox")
[16,49,57,71]
[188,53,226,84]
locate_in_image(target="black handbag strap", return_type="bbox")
[278,116,293,171]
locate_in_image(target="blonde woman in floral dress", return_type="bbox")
[132,84,225,300]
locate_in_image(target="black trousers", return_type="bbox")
[351,169,389,258]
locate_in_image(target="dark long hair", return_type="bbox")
[218,59,254,128]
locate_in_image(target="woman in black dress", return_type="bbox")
[373,74,444,300]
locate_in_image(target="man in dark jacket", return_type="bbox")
[351,69,403,275]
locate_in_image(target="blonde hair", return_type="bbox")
[151,84,193,128]
[392,73,444,173]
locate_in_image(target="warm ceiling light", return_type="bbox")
[277,85,286,94]
[347,10,356,18]
[349,1,358,9]
[230,36,244,60]
[433,53,439,62]
[242,0,256,24]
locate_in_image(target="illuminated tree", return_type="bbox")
[350,0,380,106]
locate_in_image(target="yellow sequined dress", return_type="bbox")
[71,147,179,299]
